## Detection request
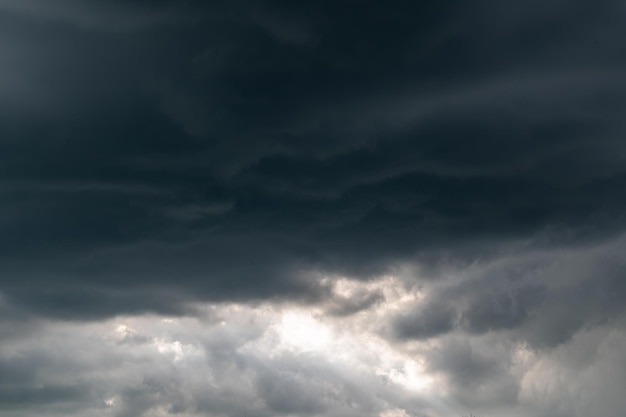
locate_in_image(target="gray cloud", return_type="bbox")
[388,233,626,351]
[425,337,515,401]
[1,1,626,416]
[460,285,545,335]
[0,310,451,417]
[325,289,385,317]
[0,0,215,32]
[392,302,457,340]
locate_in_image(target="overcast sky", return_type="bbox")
[1,1,626,416]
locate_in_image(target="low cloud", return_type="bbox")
[1,1,626,416]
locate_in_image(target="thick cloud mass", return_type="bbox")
[1,1,626,416]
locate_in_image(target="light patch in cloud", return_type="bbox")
[0,277,446,417]
[3,235,626,417]
[276,311,333,352]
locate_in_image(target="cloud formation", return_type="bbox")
[1,0,626,416]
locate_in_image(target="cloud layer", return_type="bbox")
[1,0,626,416]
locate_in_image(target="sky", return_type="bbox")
[1,1,626,416]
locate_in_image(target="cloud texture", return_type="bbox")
[1,1,626,416]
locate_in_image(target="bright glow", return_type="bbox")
[235,277,434,395]
[385,361,431,391]
[114,324,134,338]
[154,339,184,359]
[94,276,435,416]
[236,276,435,395]
[276,311,332,351]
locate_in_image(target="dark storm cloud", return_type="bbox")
[392,301,457,340]
[459,285,545,335]
[0,0,215,32]
[426,338,505,390]
[388,233,626,351]
[1,0,626,335]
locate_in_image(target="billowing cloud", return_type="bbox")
[1,0,626,416]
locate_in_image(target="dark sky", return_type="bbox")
[1,1,626,417]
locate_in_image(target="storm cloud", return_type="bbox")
[1,0,626,416]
